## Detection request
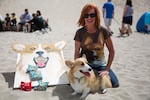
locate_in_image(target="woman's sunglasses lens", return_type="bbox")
[84,13,96,18]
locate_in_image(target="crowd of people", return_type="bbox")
[1,0,133,36]
[0,13,17,31]
[102,0,133,36]
[0,8,50,33]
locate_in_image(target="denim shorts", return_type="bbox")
[88,62,119,88]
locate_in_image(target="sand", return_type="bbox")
[0,0,150,100]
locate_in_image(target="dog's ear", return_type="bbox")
[65,60,74,68]
[119,28,121,31]
[119,28,122,32]
[54,41,66,50]
[12,44,26,52]
[82,54,87,59]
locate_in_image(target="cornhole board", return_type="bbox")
[12,41,69,88]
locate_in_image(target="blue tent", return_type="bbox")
[136,12,150,33]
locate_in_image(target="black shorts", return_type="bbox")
[18,22,25,26]
[122,16,133,25]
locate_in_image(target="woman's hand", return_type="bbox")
[98,70,109,77]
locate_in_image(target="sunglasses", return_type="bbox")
[84,13,96,18]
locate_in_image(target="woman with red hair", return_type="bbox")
[74,3,119,88]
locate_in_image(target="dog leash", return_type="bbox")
[113,17,121,26]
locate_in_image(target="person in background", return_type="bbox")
[28,13,43,32]
[16,8,32,32]
[11,13,17,26]
[4,13,11,31]
[74,3,119,88]
[121,0,133,34]
[0,15,5,31]
[28,13,38,32]
[102,0,114,35]
[36,10,49,30]
[10,13,17,31]
[36,10,43,19]
[36,10,45,30]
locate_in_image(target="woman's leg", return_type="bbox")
[24,23,31,32]
[127,16,133,33]
[122,23,125,29]
[122,17,125,29]
[127,24,132,33]
[109,69,119,88]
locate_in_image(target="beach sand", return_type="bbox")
[0,0,150,100]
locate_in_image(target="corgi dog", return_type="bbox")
[119,27,129,36]
[65,55,112,99]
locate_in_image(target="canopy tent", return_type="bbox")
[136,12,150,33]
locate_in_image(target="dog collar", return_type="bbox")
[74,76,84,83]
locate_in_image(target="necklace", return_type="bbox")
[85,25,97,33]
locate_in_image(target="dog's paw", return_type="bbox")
[101,88,107,94]
[80,95,87,99]
[71,92,77,96]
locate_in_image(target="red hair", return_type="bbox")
[77,3,101,28]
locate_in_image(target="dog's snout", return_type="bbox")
[36,51,44,56]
